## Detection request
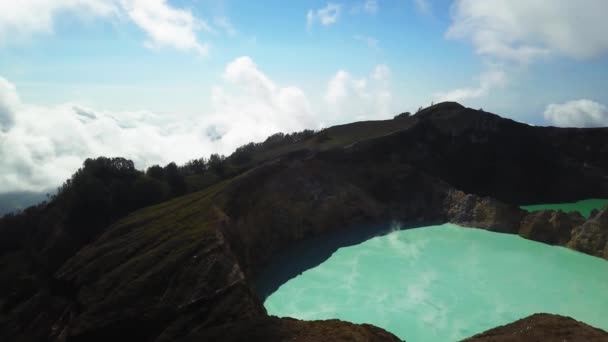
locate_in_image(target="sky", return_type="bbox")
[1,0,608,194]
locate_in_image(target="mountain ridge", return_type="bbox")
[1,102,608,341]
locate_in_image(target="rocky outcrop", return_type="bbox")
[463,313,608,342]
[519,210,586,245]
[443,190,524,233]
[569,207,608,258]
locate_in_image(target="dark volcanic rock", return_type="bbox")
[443,190,524,233]
[349,104,608,205]
[519,210,586,245]
[568,207,608,258]
[463,313,608,342]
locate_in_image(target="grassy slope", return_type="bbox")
[250,118,417,164]
[55,180,266,338]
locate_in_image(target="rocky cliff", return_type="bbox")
[1,102,607,341]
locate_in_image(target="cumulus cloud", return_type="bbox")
[447,0,608,63]
[0,0,210,55]
[544,99,608,128]
[0,57,318,193]
[440,1,608,104]
[434,68,506,102]
[307,3,342,29]
[208,57,316,149]
[325,64,393,122]
[122,0,210,55]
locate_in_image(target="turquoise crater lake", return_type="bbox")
[263,224,608,341]
[521,198,608,218]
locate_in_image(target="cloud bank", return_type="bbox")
[0,58,396,193]
[0,57,316,193]
[544,99,608,128]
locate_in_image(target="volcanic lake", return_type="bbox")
[521,198,608,218]
[262,222,608,341]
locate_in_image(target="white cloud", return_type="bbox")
[0,58,318,192]
[0,0,210,55]
[214,16,237,37]
[325,64,393,122]
[434,68,506,102]
[447,0,608,63]
[414,0,431,15]
[544,99,608,128]
[0,77,20,132]
[371,64,390,81]
[307,3,342,29]
[212,57,316,148]
[122,0,210,55]
[0,0,118,43]
[354,35,379,50]
[438,1,608,103]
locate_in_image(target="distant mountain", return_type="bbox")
[0,191,49,216]
[1,102,607,342]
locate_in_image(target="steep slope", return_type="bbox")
[1,102,608,341]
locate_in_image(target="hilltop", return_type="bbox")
[1,102,608,341]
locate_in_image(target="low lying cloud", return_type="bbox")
[544,99,608,128]
[1,56,397,193]
[0,0,211,55]
[0,57,319,193]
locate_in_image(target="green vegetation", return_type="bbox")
[521,199,608,218]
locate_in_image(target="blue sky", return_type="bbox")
[1,0,608,193]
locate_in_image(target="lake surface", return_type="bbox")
[521,198,608,218]
[264,224,608,341]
